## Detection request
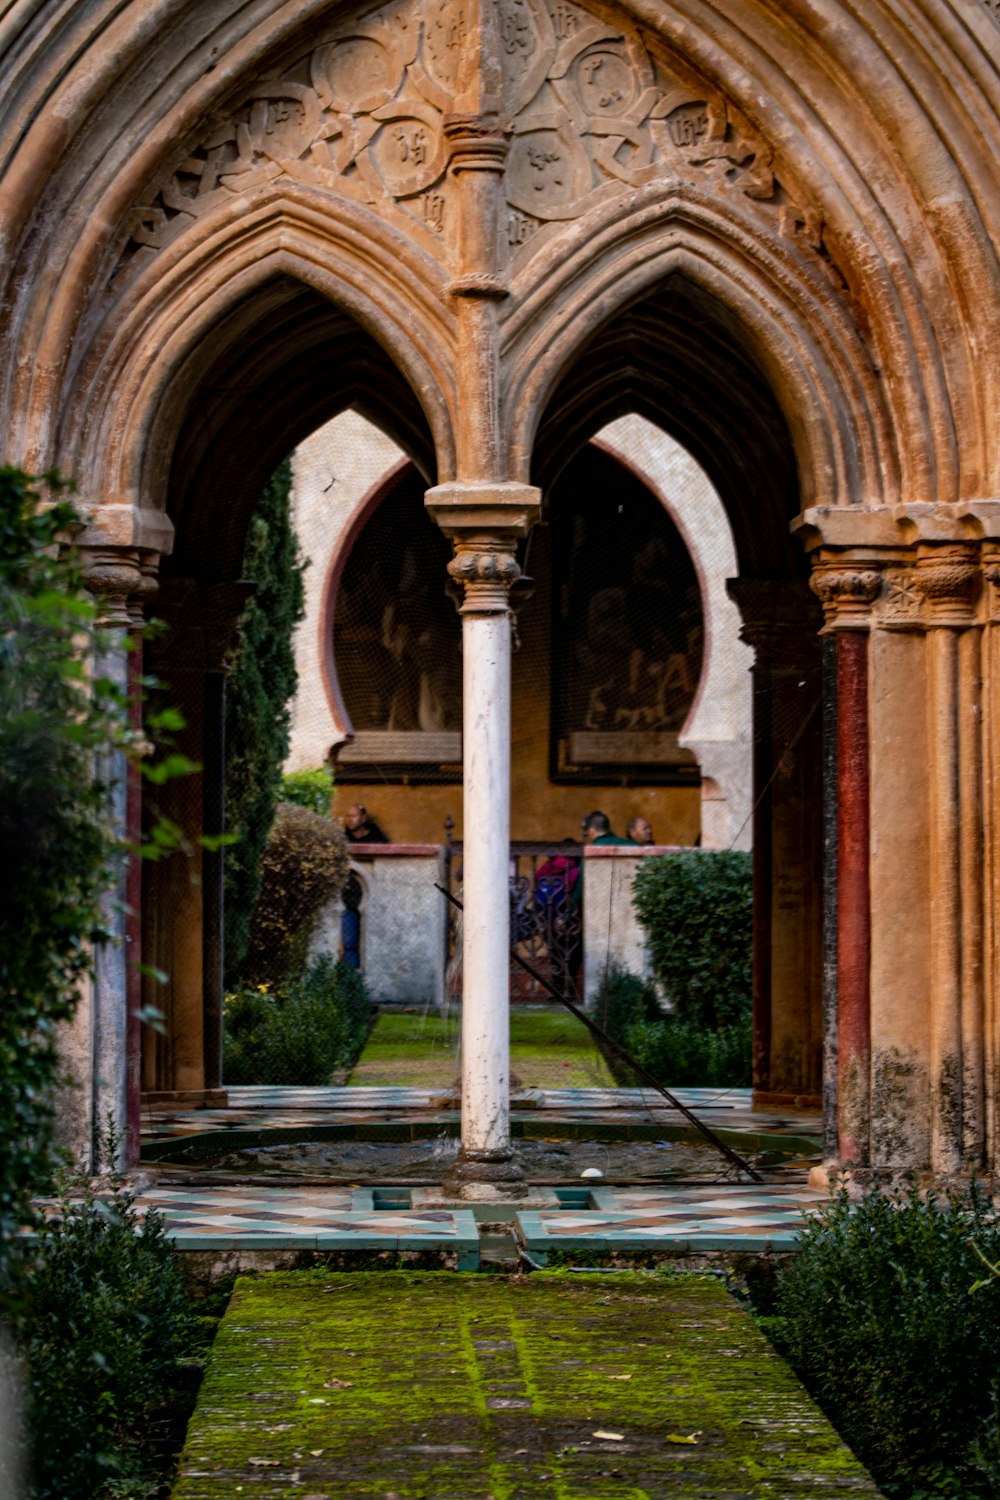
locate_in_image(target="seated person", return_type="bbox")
[343,803,389,844]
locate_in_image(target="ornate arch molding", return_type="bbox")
[2,0,997,504]
[503,187,894,512]
[58,195,457,526]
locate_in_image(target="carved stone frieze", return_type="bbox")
[873,567,922,631]
[112,0,835,287]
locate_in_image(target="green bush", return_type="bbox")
[594,965,751,1088]
[624,1015,752,1088]
[241,802,350,985]
[594,966,661,1040]
[14,1179,193,1499]
[224,955,373,1086]
[281,766,334,816]
[770,1183,1000,1497]
[631,850,751,1030]
[0,469,130,1293]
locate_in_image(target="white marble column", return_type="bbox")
[80,548,142,1171]
[425,492,539,1194]
[458,591,513,1157]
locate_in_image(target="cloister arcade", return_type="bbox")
[2,0,1000,1182]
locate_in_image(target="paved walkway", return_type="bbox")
[172,1270,879,1498]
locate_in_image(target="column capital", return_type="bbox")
[982,547,1000,623]
[809,558,882,633]
[447,538,520,613]
[443,114,510,172]
[914,545,980,628]
[79,545,144,627]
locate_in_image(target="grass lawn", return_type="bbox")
[347,1004,614,1088]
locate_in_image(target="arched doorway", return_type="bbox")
[3,0,997,1180]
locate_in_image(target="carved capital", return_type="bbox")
[915,548,979,627]
[79,547,144,627]
[809,565,881,632]
[447,542,520,613]
[127,552,161,627]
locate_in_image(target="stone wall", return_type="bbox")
[308,845,447,1011]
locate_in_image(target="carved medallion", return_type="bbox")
[507,123,591,218]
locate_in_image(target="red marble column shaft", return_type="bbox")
[837,631,871,1163]
[125,639,143,1166]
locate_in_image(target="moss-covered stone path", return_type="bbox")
[173,1271,879,1498]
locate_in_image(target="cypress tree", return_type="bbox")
[224,458,305,981]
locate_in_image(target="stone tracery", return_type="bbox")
[114,0,829,288]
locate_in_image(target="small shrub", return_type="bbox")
[631,850,751,1030]
[772,1182,1000,1497]
[241,802,350,985]
[281,766,334,816]
[14,1178,192,1499]
[594,966,661,1039]
[224,955,372,1086]
[624,1015,751,1088]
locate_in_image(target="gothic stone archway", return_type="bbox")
[3,0,1000,1178]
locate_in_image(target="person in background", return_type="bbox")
[627,815,655,845]
[344,803,389,844]
[582,809,632,846]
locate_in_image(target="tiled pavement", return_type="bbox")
[142,1084,820,1142]
[107,1178,826,1262]
[119,1086,828,1263]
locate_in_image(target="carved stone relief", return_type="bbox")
[113,0,835,287]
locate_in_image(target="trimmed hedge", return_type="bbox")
[595,966,751,1088]
[766,1182,1000,1498]
[224,955,373,1086]
[631,849,752,1031]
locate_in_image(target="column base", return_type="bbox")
[442,1149,527,1201]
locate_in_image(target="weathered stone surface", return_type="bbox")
[5,0,1000,1174]
[173,1271,881,1497]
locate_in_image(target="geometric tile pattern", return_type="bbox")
[517,1183,827,1258]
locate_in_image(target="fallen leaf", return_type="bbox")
[666,1432,701,1445]
[307,1397,329,1405]
[323,1378,353,1389]
[592,1430,625,1442]
[608,1373,633,1381]
[247,1457,280,1467]
[310,1449,325,1457]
